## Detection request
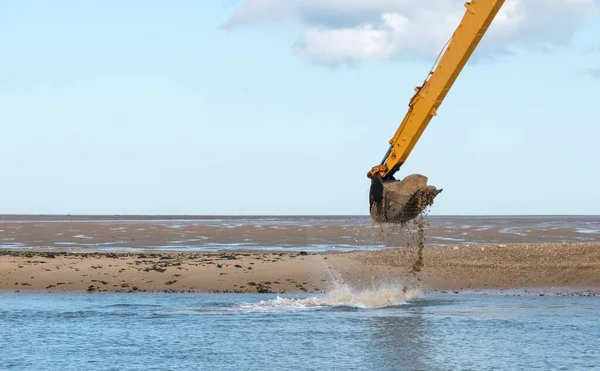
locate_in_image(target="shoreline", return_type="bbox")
[1,242,599,294]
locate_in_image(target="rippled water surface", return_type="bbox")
[2,291,599,370]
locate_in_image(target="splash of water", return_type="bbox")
[235,283,422,313]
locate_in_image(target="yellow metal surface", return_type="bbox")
[369,0,505,180]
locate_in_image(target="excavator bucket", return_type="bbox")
[370,174,442,224]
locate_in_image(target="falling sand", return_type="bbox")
[410,190,435,275]
[369,189,433,278]
[411,215,425,274]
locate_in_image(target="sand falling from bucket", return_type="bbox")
[368,196,432,277]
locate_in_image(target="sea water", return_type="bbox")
[2,289,599,370]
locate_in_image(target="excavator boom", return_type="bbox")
[369,0,505,223]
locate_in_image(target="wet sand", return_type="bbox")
[1,215,599,250]
[2,242,599,295]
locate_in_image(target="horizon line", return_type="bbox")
[0,214,598,218]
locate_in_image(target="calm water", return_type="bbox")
[1,290,599,370]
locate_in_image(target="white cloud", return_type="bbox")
[295,9,464,64]
[225,0,600,65]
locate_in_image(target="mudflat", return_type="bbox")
[2,242,599,294]
[2,215,600,250]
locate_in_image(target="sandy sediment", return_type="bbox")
[1,242,599,294]
[2,215,599,250]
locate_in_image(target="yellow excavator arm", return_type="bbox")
[368,0,505,223]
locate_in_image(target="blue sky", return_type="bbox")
[1,0,599,215]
